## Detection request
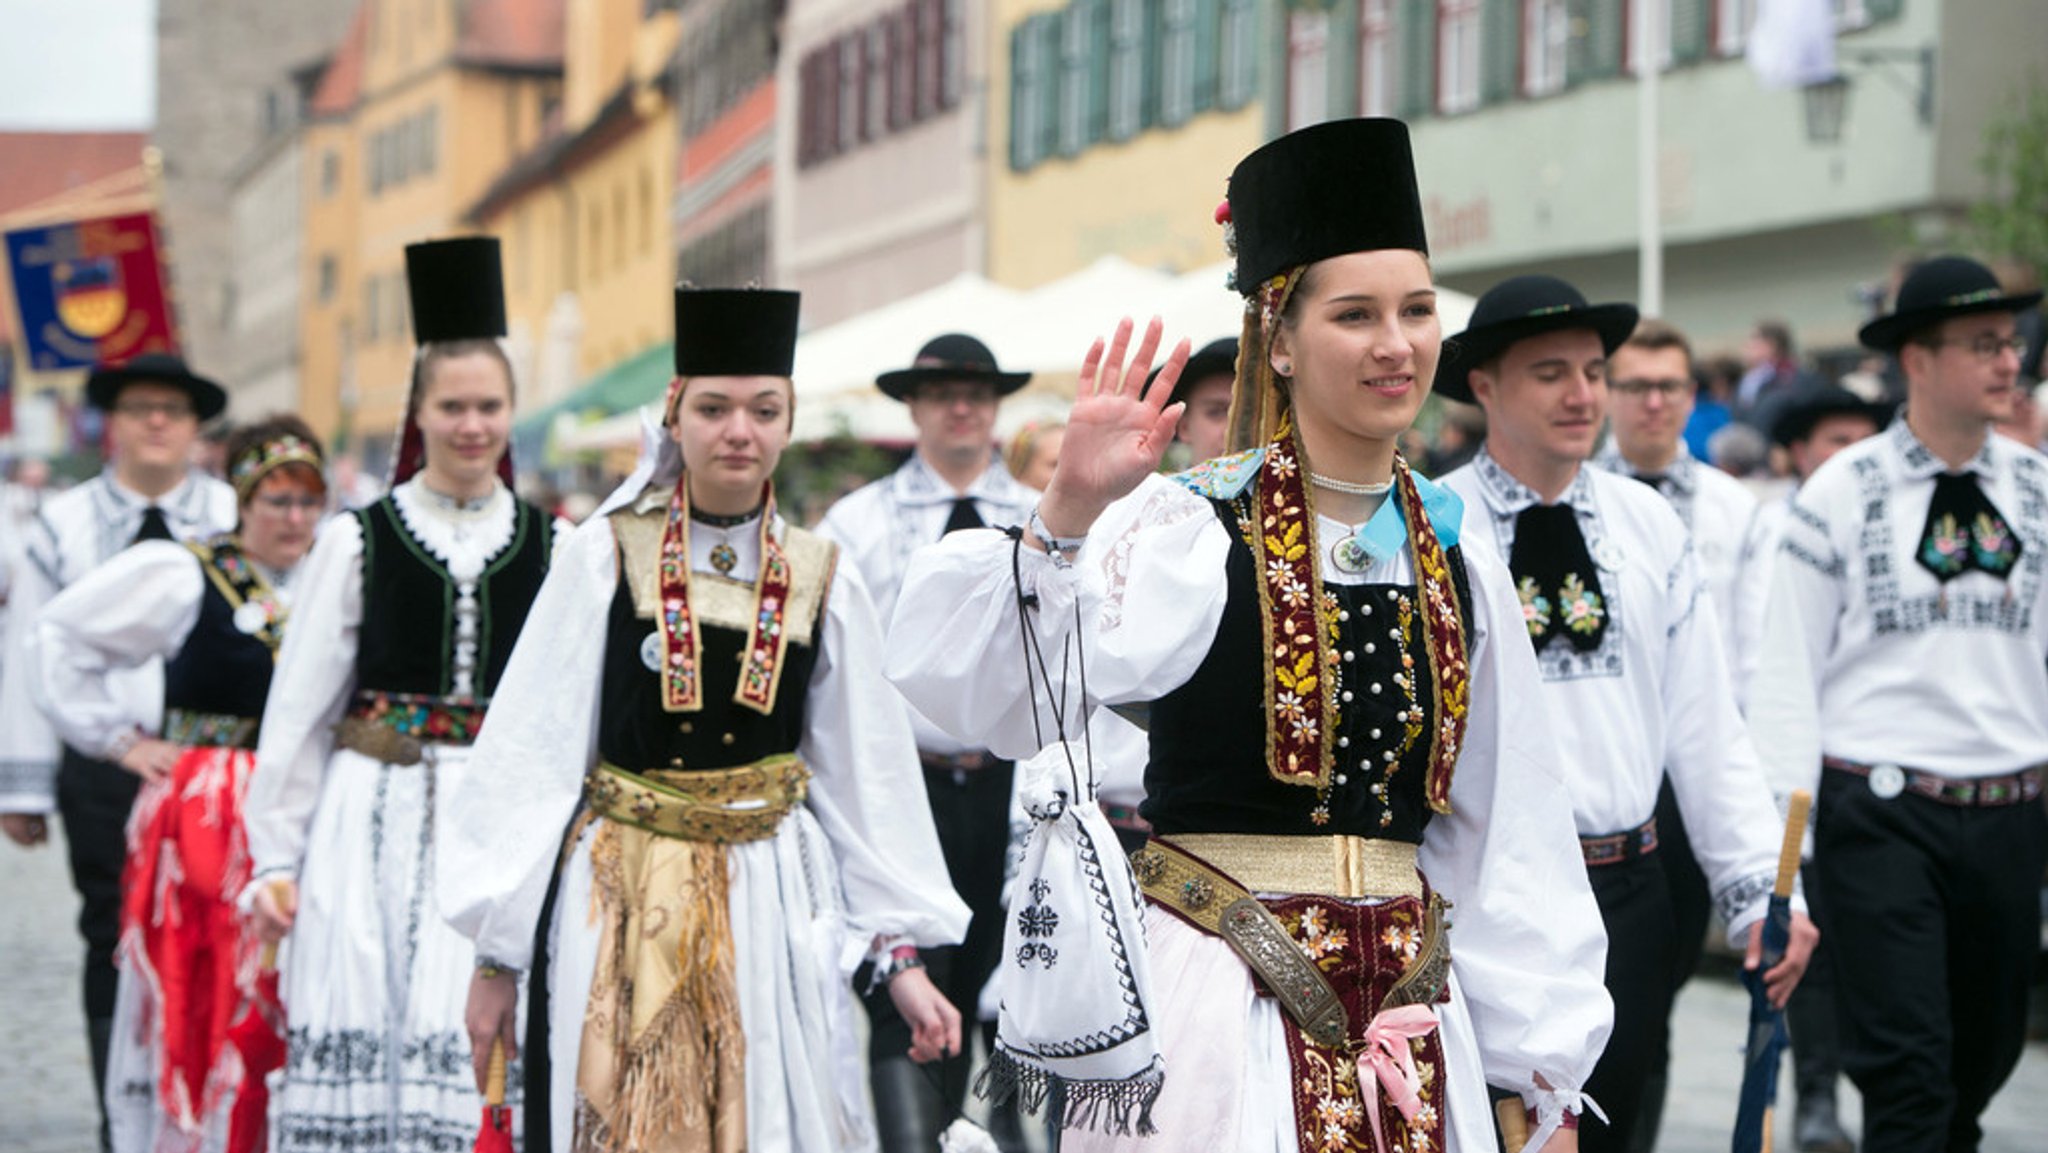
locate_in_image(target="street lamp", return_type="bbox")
[1801,45,1936,145]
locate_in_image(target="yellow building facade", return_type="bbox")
[295,0,565,446]
[987,0,1266,289]
[471,0,678,415]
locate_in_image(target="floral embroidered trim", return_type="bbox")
[186,535,287,656]
[656,479,796,715]
[346,691,487,745]
[162,708,259,749]
[1396,457,1469,816]
[1243,422,1335,789]
[1558,573,1607,637]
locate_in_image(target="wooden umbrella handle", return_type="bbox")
[258,879,294,970]
[486,1038,507,1106]
[1497,1098,1531,1153]
[1774,790,1813,900]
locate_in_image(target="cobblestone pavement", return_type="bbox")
[5,827,2045,1151]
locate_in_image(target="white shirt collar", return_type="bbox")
[1885,416,1998,481]
[889,451,1025,507]
[1470,446,1596,518]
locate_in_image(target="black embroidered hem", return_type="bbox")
[975,1044,1165,1138]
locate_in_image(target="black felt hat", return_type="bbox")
[1225,118,1428,294]
[84,352,228,421]
[1143,336,1239,403]
[1769,384,1894,447]
[673,288,802,376]
[1857,255,2044,352]
[405,237,508,344]
[1436,275,1641,404]
[876,333,1030,402]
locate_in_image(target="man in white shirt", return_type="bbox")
[1438,275,1816,1153]
[0,353,236,1148]
[1760,256,2047,1153]
[814,333,1037,1151]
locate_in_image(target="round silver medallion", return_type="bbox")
[1592,539,1626,572]
[232,601,269,635]
[1868,763,1907,799]
[640,632,665,672]
[1331,538,1373,575]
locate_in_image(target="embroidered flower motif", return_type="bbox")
[1921,512,1970,576]
[1559,573,1606,635]
[1381,923,1423,963]
[1972,511,2019,572]
[1516,575,1552,639]
[1289,713,1321,743]
[1280,575,1313,608]
[1267,450,1299,480]
[1276,690,1308,724]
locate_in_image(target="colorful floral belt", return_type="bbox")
[163,708,260,750]
[586,755,810,844]
[334,691,487,766]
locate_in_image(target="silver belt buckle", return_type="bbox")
[1868,763,1907,799]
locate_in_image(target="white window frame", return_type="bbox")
[1359,0,1395,118]
[1437,0,1482,114]
[1715,0,1756,55]
[1833,0,1869,30]
[1286,10,1330,131]
[1524,0,1569,95]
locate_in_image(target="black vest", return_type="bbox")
[597,577,823,772]
[1144,499,1474,841]
[353,494,552,700]
[162,540,275,720]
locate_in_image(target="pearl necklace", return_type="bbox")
[1310,471,1393,496]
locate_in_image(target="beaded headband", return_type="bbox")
[230,434,325,502]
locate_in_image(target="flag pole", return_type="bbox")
[1635,0,1664,319]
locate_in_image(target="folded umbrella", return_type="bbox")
[475,1038,514,1153]
[1732,789,1812,1153]
[224,882,293,1153]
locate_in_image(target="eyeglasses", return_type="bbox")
[113,399,196,420]
[250,494,326,514]
[1923,334,2028,360]
[1609,378,1694,399]
[916,383,999,407]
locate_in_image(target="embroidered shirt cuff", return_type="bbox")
[1524,1086,1603,1152]
[102,726,145,764]
[236,867,297,917]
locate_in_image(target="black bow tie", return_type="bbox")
[132,505,173,544]
[942,496,984,535]
[1510,503,1610,653]
[1633,472,1671,494]
[1917,472,2022,584]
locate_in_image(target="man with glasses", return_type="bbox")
[816,333,1038,1150]
[0,352,236,1149]
[1760,256,2048,1153]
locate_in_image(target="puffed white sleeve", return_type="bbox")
[800,558,972,948]
[884,474,1232,759]
[244,514,363,880]
[0,515,64,813]
[1418,544,1612,1147]
[439,517,613,969]
[1656,542,1796,942]
[33,541,204,758]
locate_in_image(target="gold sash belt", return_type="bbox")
[585,755,810,844]
[1165,833,1423,900]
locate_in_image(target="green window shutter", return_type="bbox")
[1194,0,1220,113]
[1483,0,1520,104]
[1140,0,1163,130]
[1010,23,1033,169]
[1088,0,1112,145]
[1865,0,1903,20]
[1398,0,1435,119]
[1671,0,1708,64]
[1327,0,1358,118]
[1040,16,1062,161]
[1569,0,1624,82]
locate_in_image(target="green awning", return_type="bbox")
[513,341,672,459]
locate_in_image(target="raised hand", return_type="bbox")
[1037,317,1191,540]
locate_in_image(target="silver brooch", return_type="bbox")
[232,601,270,635]
[640,632,665,673]
[1868,763,1907,799]
[1592,539,1626,572]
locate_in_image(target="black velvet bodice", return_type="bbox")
[1143,498,1472,840]
[353,495,552,699]
[597,575,822,771]
[162,548,273,720]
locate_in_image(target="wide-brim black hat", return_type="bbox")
[85,352,228,421]
[876,333,1030,402]
[1436,275,1640,404]
[1142,336,1238,403]
[1769,384,1895,447]
[1858,255,2043,352]
[406,237,508,344]
[674,288,802,376]
[1226,118,1428,294]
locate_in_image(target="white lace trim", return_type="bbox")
[1098,481,1212,632]
[390,479,516,697]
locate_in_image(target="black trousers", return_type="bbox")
[1785,859,1848,1105]
[55,744,141,1143]
[1580,850,1677,1153]
[862,758,1015,1147]
[1814,768,2046,1153]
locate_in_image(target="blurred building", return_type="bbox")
[776,0,986,327]
[1263,0,2037,356]
[468,0,681,416]
[155,0,357,378]
[675,0,782,292]
[224,64,329,421]
[291,0,566,453]
[988,0,1263,289]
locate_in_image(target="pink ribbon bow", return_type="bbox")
[1359,1004,1440,1152]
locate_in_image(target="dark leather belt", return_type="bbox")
[1580,815,1659,866]
[918,750,991,772]
[1823,756,2044,807]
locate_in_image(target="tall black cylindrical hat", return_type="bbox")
[405,237,508,344]
[673,288,802,376]
[1226,118,1429,294]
